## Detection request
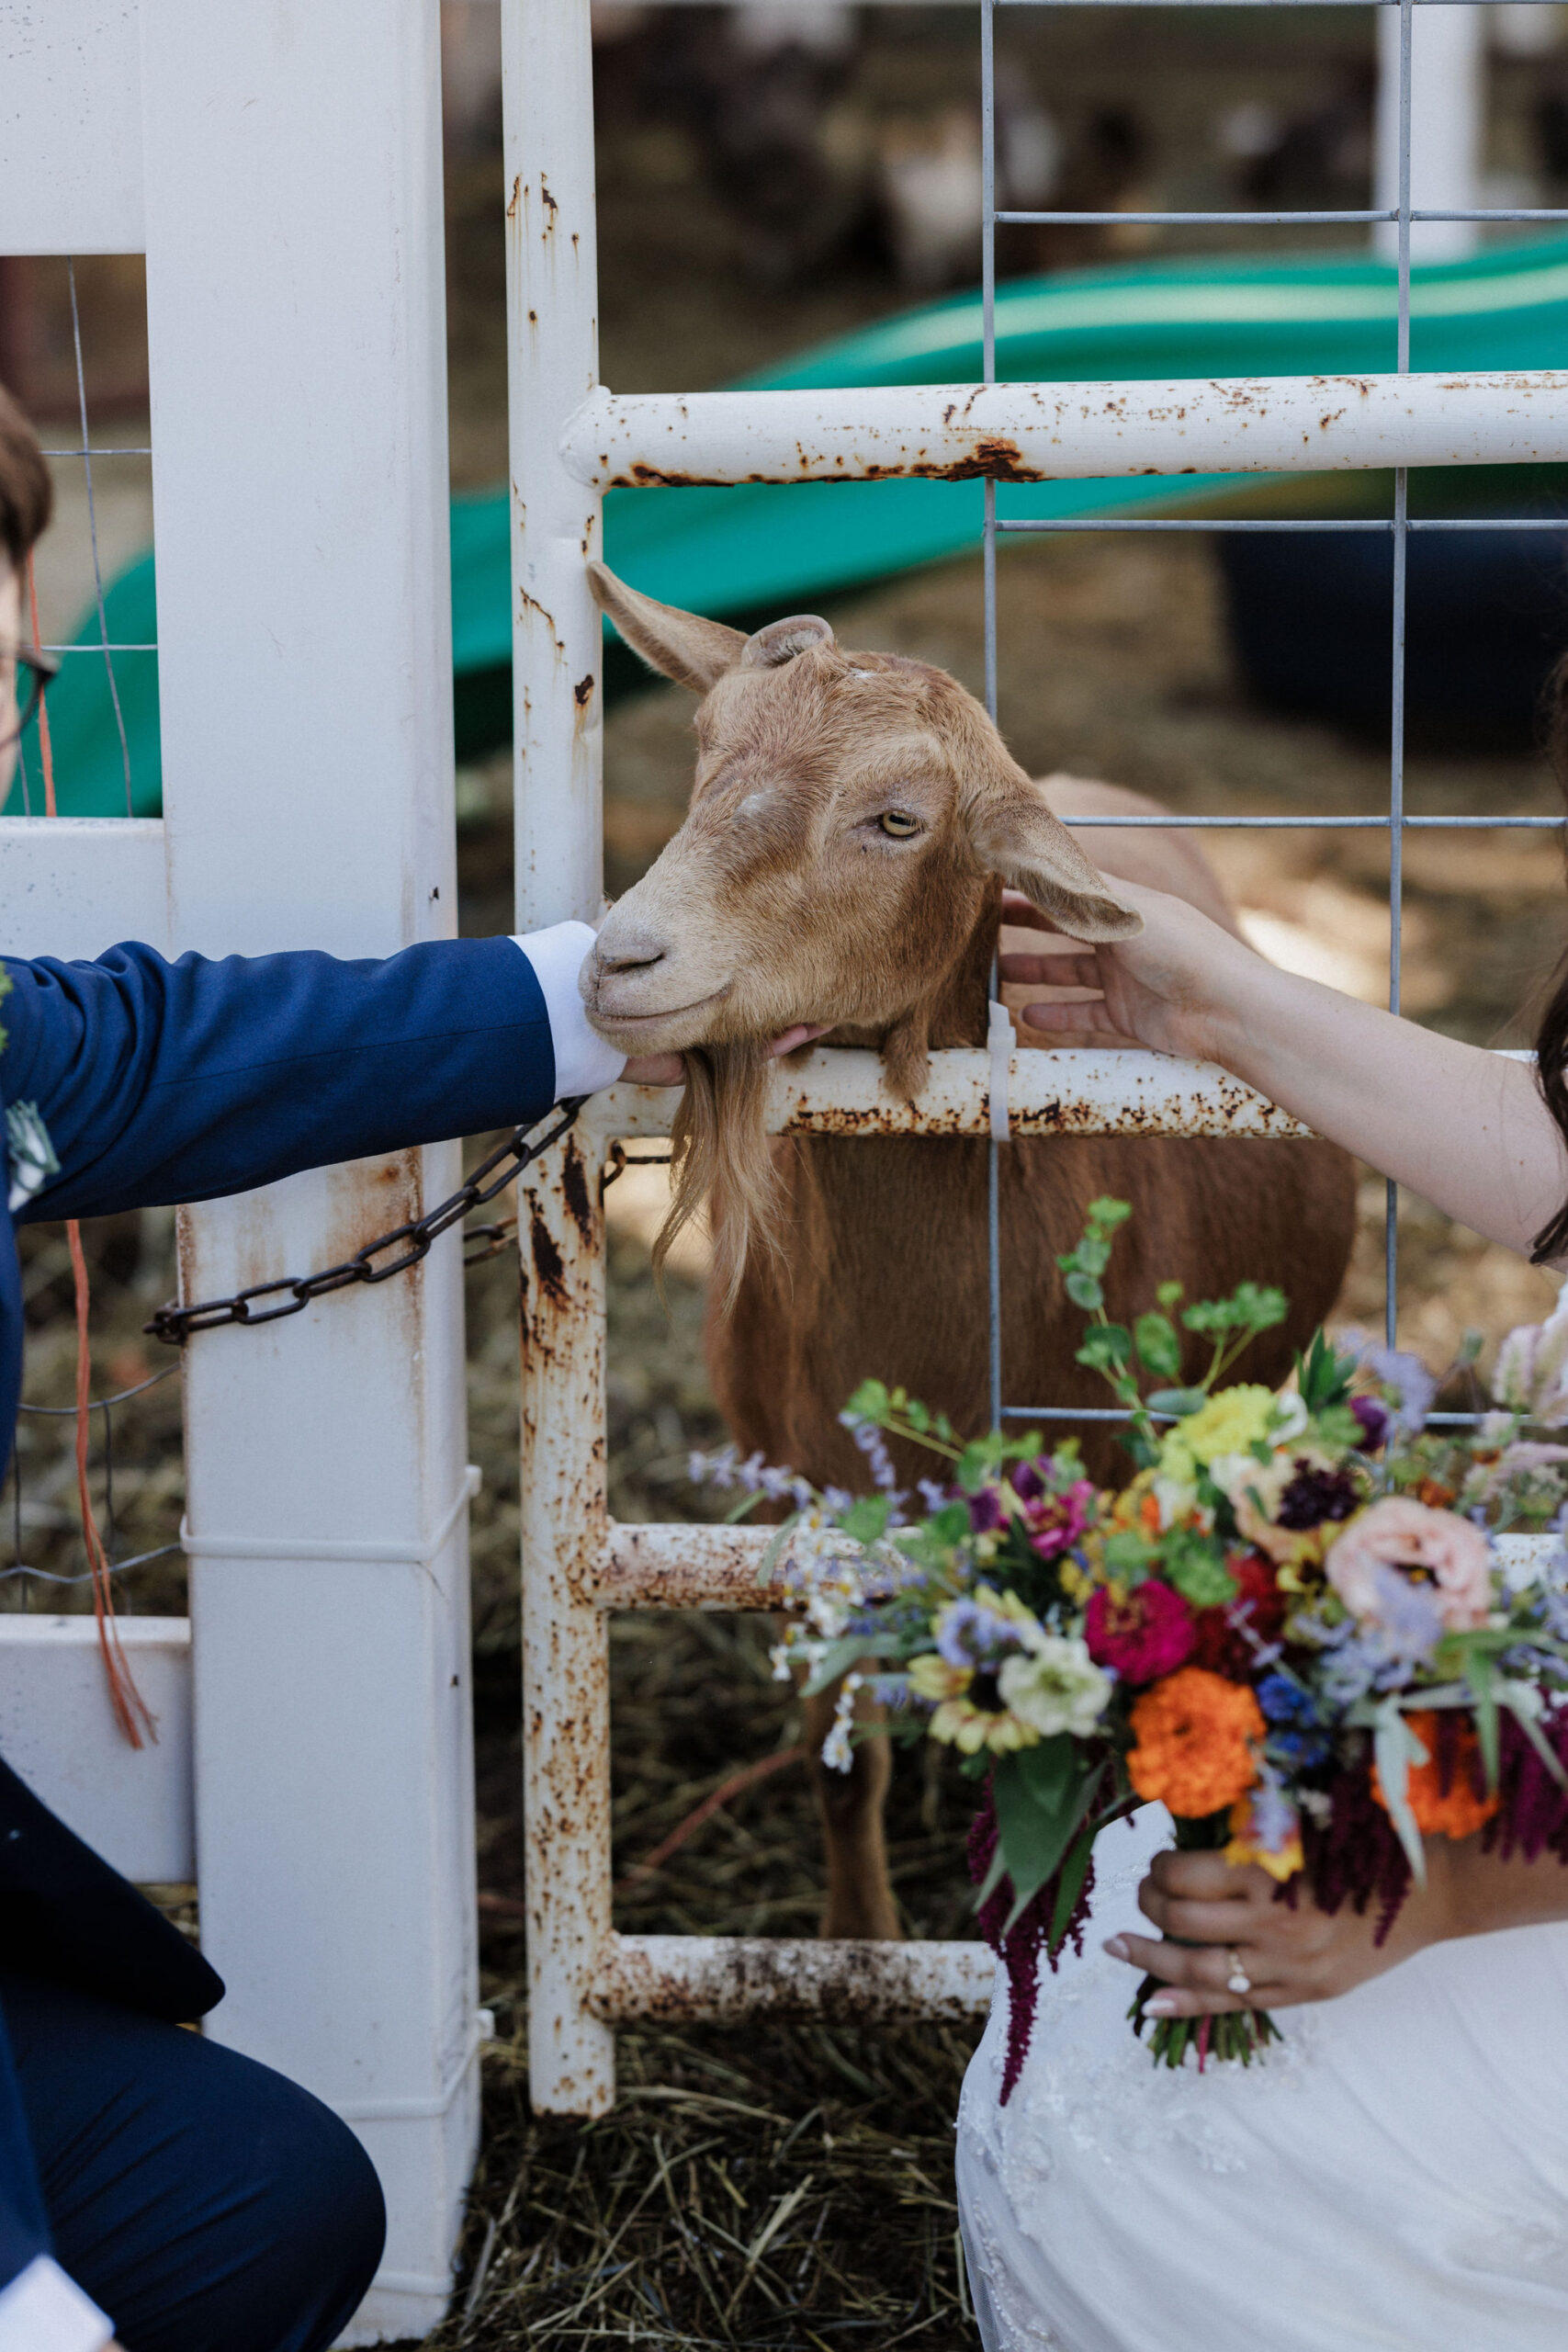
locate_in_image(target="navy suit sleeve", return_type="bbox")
[0,938,558,1223]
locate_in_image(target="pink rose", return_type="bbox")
[1325,1497,1493,1633]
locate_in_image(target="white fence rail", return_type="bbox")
[562,370,1568,491]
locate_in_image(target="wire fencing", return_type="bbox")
[976,0,1568,1434]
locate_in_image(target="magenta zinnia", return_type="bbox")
[1084,1577,1195,1684]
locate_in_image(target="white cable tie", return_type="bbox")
[987,1000,1015,1144]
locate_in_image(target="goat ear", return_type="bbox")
[966,757,1143,943]
[740,614,836,669]
[588,561,748,694]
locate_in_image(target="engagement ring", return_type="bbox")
[1225,1950,1252,1996]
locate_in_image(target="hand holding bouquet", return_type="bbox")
[695,1201,1568,2089]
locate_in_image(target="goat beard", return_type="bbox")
[656,1039,784,1315]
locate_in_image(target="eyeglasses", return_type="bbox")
[0,643,61,753]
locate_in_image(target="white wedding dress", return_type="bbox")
[955,1804,1568,2351]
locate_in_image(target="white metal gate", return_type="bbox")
[510,0,1568,2118]
[2,6,478,2339]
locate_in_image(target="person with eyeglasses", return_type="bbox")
[0,380,827,2352]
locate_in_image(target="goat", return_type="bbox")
[583,562,1358,1939]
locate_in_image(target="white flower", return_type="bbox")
[997,1636,1111,1739]
[1150,1471,1203,1530]
[1494,1287,1568,1426]
[821,1672,863,1773]
[1270,1391,1311,1446]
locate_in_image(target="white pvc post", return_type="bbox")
[1376,2,1485,262]
[138,4,477,2339]
[502,0,618,2117]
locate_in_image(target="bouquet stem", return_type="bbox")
[1126,1812,1282,2071]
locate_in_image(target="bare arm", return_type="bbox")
[1003,882,1568,1261]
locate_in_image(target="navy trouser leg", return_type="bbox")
[1,1969,385,2352]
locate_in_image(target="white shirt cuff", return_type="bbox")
[512,922,626,1101]
[0,2256,113,2352]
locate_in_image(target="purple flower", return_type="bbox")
[1350,1395,1391,1451]
[966,1485,1009,1533]
[934,1596,1032,1669]
[1345,1332,1438,1437]
[1275,1459,1359,1532]
[1011,1466,1096,1560]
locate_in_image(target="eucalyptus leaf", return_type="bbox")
[1147,1386,1207,1419]
[756,1513,802,1585]
[800,1631,903,1697]
[1372,1705,1429,1885]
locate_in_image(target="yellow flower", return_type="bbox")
[1225,1807,1303,1883]
[1168,1385,1277,1471]
[908,1654,968,1704]
[931,1699,1037,1754]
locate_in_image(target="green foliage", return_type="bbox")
[840,1494,893,1546]
[1158,1531,1237,1610]
[1181,1283,1289,1341]
[1102,1528,1156,1580]
[1076,1324,1131,1374]
[989,1740,1103,1931]
[843,1378,961,1459]
[1294,1327,1356,1415]
[1055,1196,1133,1317]
[1133,1311,1183,1382]
[1147,1385,1207,1419]
[1056,1202,1298,1474]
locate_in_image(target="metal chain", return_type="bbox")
[600,1139,672,1195]
[144,1100,585,1346]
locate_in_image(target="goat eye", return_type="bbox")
[878,809,921,839]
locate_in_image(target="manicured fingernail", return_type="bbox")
[1102,1936,1131,1963]
[1144,1994,1178,2018]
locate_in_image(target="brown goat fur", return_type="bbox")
[586,564,1359,1939]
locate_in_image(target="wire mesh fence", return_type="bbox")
[976,0,1568,1436]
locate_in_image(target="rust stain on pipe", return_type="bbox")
[591,1934,995,2023]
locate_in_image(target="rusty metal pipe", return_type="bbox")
[586,1045,1314,1149]
[561,370,1568,492]
[591,1933,996,2023]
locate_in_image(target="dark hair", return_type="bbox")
[1530,649,1568,1262]
[0,379,52,573]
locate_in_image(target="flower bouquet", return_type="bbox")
[694,1198,1568,2088]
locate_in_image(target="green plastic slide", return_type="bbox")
[19,234,1568,818]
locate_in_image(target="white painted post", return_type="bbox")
[1376,2,1485,263]
[502,0,618,2117]
[137,3,476,2338]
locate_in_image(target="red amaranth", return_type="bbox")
[968,1789,1098,2103]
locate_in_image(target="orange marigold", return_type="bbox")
[1127,1667,1264,1818]
[1371,1711,1500,1840]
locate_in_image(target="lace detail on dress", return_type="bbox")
[961,1812,1322,2206]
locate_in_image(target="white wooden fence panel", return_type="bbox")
[0,820,167,960]
[0,0,144,256]
[136,1,473,2336]
[0,1618,191,1881]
